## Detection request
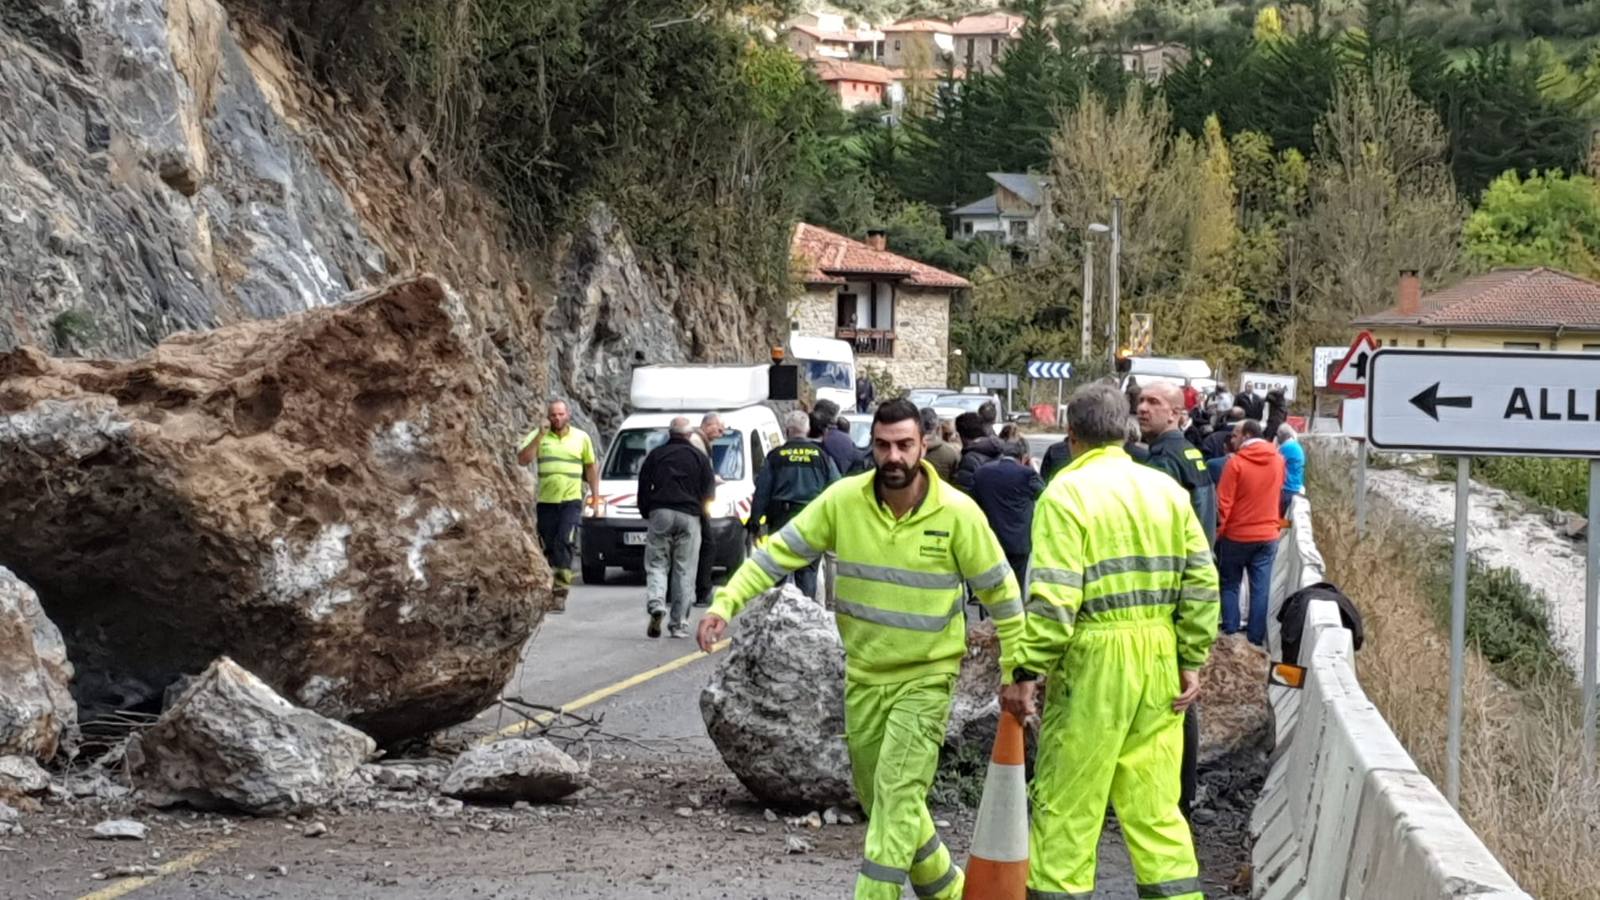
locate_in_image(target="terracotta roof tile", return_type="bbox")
[1353,268,1600,330]
[810,59,897,85]
[792,224,970,289]
[883,18,952,33]
[951,13,1026,35]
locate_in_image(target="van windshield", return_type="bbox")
[603,429,745,482]
[801,360,853,390]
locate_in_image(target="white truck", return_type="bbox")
[788,335,856,412]
[579,365,784,585]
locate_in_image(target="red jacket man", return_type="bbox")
[1215,419,1285,645]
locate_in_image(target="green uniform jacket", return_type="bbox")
[710,461,1025,685]
[1021,445,1220,673]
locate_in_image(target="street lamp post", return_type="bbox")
[1084,223,1111,364]
[1107,197,1123,370]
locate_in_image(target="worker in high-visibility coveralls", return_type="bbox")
[1001,382,1220,900]
[699,399,1024,900]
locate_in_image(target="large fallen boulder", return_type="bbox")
[946,621,1004,752]
[0,276,545,741]
[127,657,375,815]
[1197,634,1271,765]
[440,738,586,804]
[700,586,855,809]
[0,567,75,761]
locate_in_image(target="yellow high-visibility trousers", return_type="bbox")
[1028,621,1203,900]
[847,674,964,900]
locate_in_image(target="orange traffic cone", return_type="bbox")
[962,710,1029,899]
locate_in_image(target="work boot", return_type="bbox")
[668,624,689,639]
[647,611,664,639]
[551,586,568,614]
[551,568,573,614]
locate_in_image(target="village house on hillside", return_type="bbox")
[811,59,897,110]
[1118,42,1191,81]
[790,224,969,387]
[781,14,883,61]
[952,13,1026,74]
[1353,268,1600,351]
[950,173,1053,246]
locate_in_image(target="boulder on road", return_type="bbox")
[440,738,586,804]
[127,657,375,815]
[0,754,51,800]
[700,586,855,810]
[0,567,75,761]
[1198,634,1271,766]
[946,621,1003,751]
[0,276,545,742]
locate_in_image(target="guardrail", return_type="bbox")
[1249,495,1530,899]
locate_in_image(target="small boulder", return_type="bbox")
[945,621,1003,751]
[440,739,585,804]
[126,657,375,815]
[0,567,76,761]
[0,755,51,799]
[91,819,147,841]
[700,586,854,809]
[1197,634,1271,766]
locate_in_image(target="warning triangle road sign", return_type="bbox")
[1330,331,1378,398]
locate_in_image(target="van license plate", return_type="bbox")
[622,532,647,546]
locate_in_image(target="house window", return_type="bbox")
[1584,344,1600,352]
[1009,220,1028,240]
[966,38,974,63]
[1416,340,1425,347]
[991,38,1000,55]
[893,39,901,51]
[1503,341,1540,350]
[836,294,858,329]
[962,221,974,236]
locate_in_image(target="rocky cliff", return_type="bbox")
[0,0,780,736]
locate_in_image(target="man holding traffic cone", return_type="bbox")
[1002,383,1220,900]
[962,710,1029,900]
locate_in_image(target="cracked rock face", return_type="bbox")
[700,587,855,810]
[0,276,545,742]
[0,566,76,761]
[128,657,375,815]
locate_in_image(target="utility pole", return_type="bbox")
[1080,234,1094,362]
[1107,196,1123,370]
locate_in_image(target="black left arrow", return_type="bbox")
[1409,382,1473,421]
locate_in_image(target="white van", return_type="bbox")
[579,365,784,585]
[789,335,856,412]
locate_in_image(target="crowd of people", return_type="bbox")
[520,377,1308,899]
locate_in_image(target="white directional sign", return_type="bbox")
[1330,331,1378,397]
[1366,349,1600,457]
[1027,360,1073,379]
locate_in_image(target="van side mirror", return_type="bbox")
[768,364,798,401]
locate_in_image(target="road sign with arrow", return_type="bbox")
[1329,331,1378,398]
[1366,348,1600,457]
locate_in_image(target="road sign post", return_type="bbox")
[1366,348,1600,798]
[1331,333,1377,534]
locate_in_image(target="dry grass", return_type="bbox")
[1305,444,1600,899]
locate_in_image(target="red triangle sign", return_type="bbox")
[1329,331,1378,398]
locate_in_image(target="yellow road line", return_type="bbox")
[77,841,237,900]
[489,638,731,740]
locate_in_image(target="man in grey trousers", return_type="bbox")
[637,417,715,639]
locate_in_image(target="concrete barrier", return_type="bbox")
[1248,496,1529,899]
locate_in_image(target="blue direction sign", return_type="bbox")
[1028,360,1074,379]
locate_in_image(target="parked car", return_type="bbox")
[905,387,959,409]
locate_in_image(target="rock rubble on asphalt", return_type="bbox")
[440,738,586,804]
[91,819,147,840]
[0,754,51,799]
[1197,635,1271,766]
[127,657,375,816]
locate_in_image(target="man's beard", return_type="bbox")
[878,459,919,489]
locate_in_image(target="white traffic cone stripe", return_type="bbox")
[968,761,1029,863]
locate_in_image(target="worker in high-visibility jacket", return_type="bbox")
[1001,381,1220,900]
[516,399,602,612]
[699,399,1024,900]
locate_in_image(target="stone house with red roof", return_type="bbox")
[790,224,970,388]
[1352,268,1600,352]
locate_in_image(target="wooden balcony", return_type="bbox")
[837,328,896,357]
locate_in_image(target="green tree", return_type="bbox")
[1463,170,1600,277]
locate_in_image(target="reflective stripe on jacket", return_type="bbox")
[710,460,1024,685]
[1021,445,1220,673]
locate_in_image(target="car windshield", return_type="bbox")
[907,389,954,407]
[603,428,745,481]
[802,360,852,390]
[940,395,997,413]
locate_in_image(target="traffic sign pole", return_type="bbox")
[1355,441,1369,537]
[1587,458,1600,763]
[1447,456,1471,809]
